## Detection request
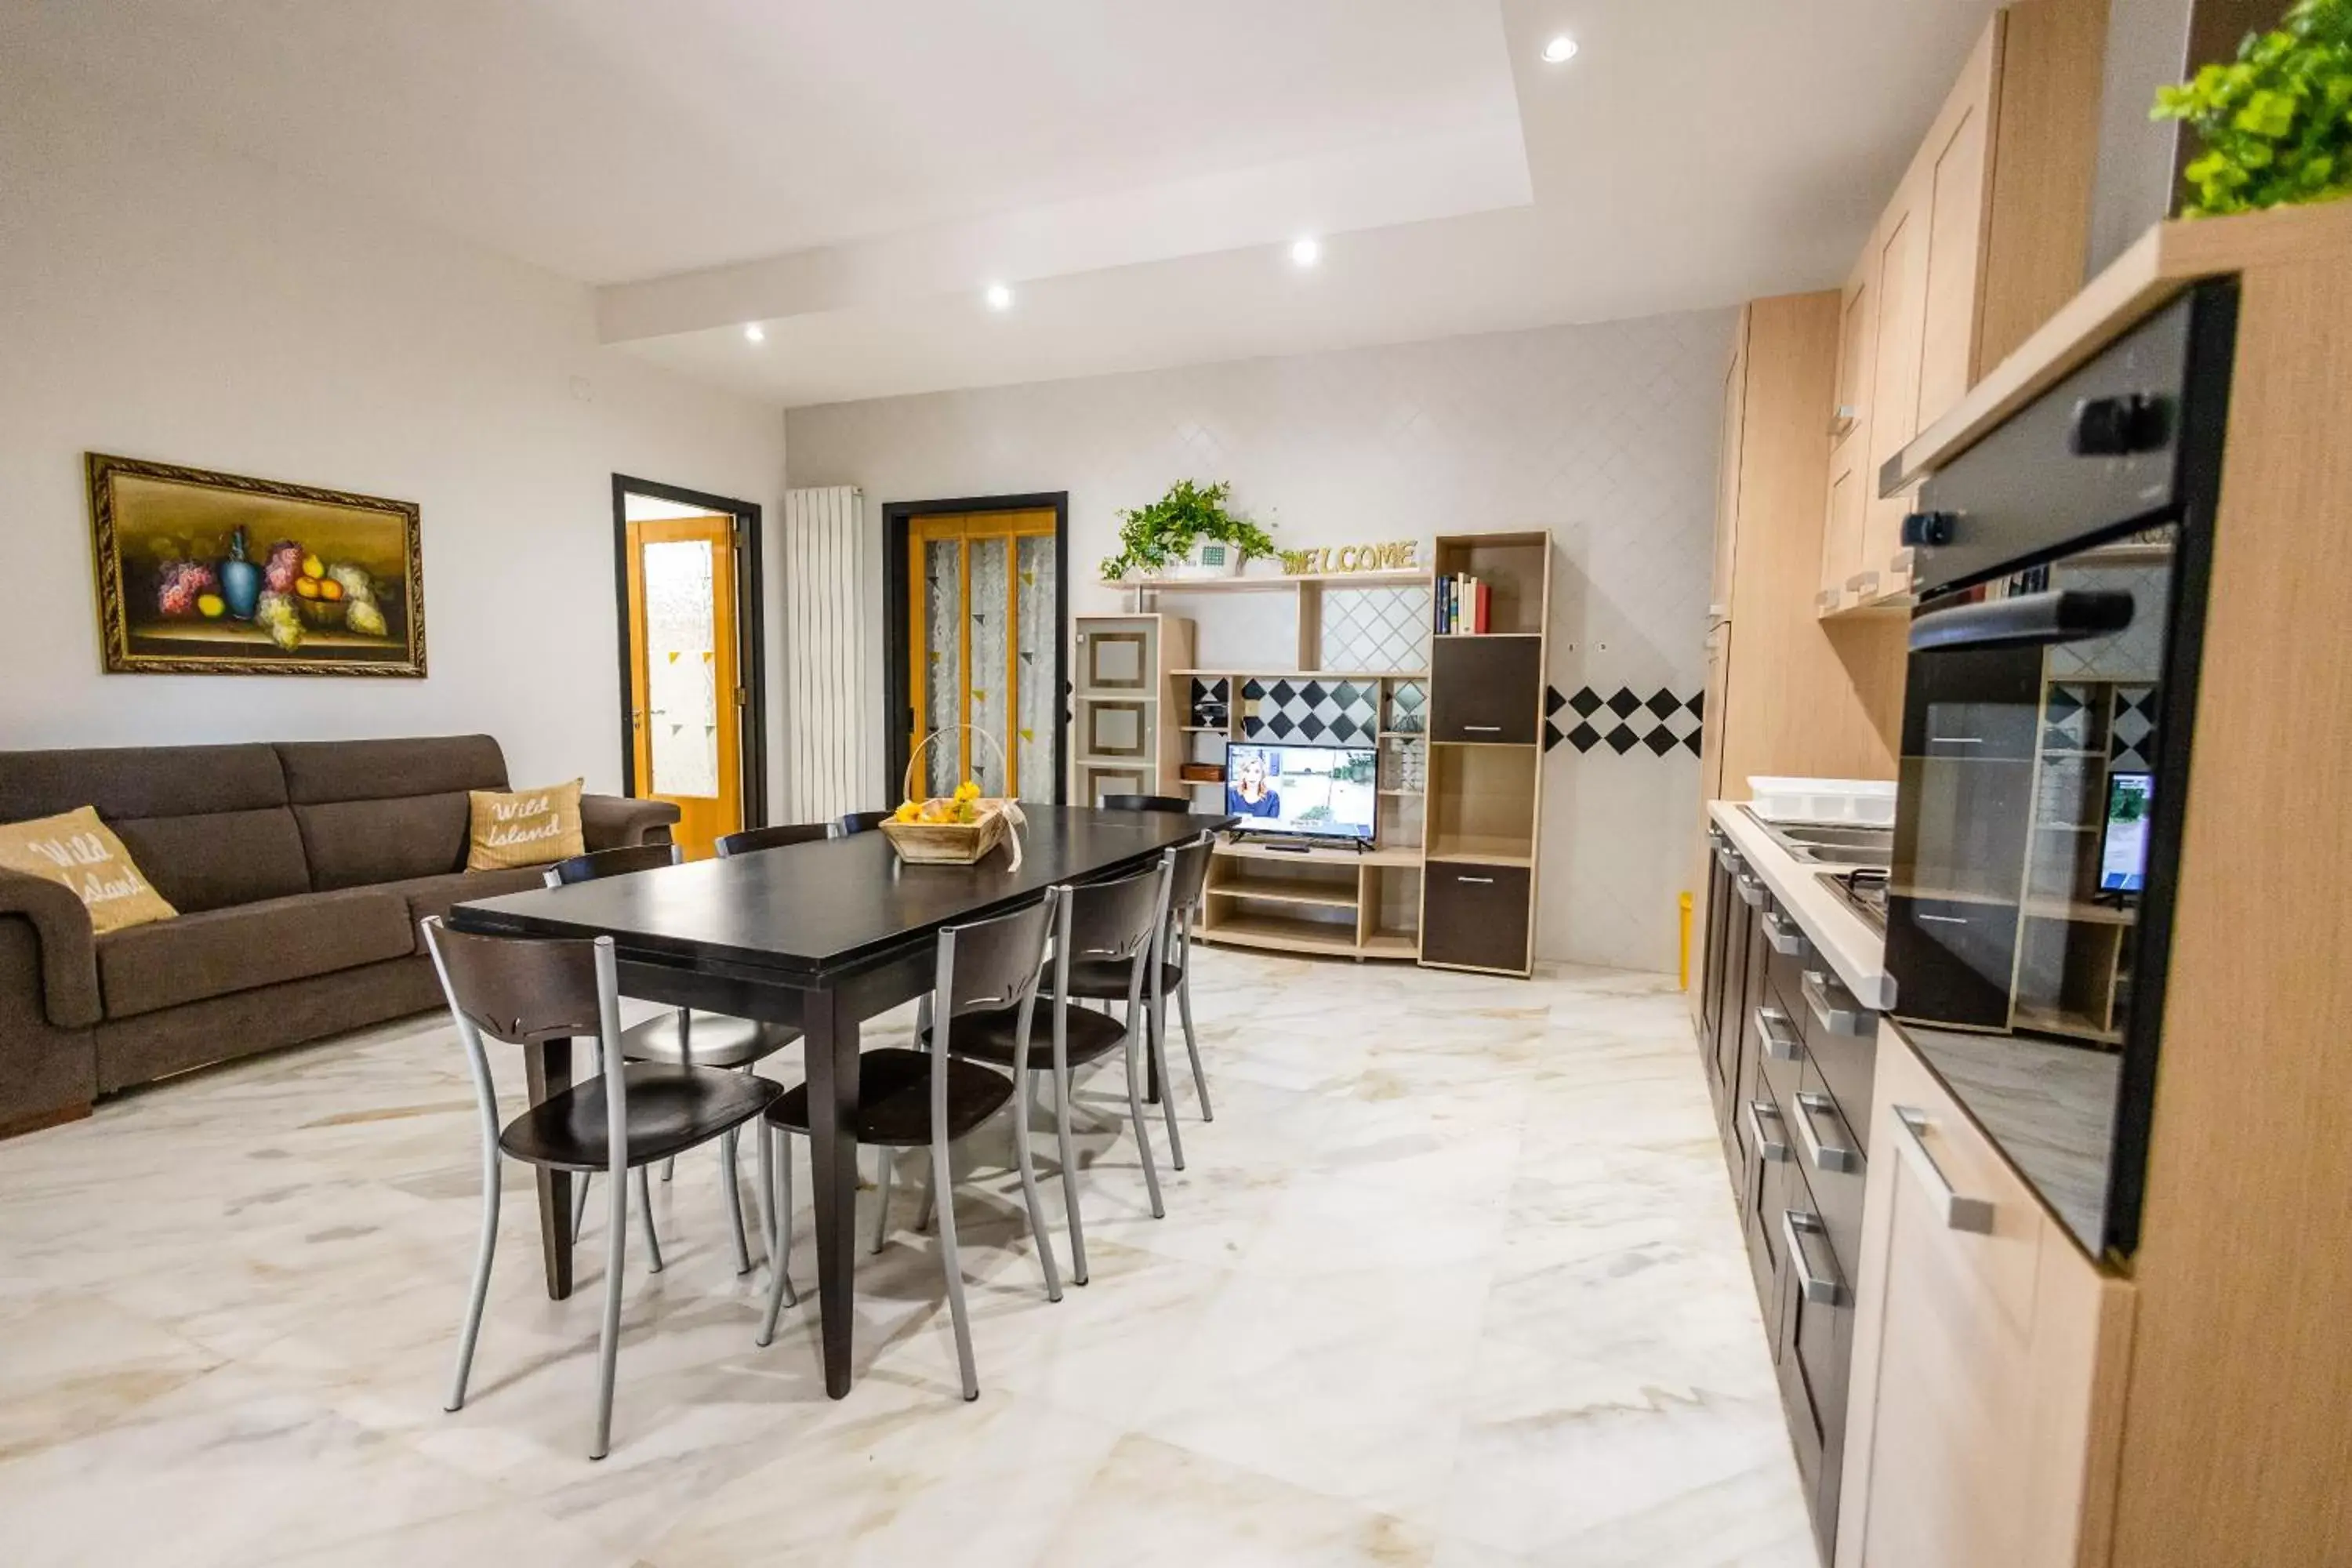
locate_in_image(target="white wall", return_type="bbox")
[0,81,789,808]
[784,309,1733,972]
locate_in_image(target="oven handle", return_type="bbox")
[1909,590,2135,654]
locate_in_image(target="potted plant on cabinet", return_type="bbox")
[1099,480,1279,582]
[2153,0,2352,217]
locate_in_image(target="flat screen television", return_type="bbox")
[2099,771,2153,894]
[1224,743,1377,842]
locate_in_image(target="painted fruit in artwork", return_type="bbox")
[265,540,304,593]
[218,528,263,620]
[196,593,225,619]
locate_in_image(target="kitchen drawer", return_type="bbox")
[1797,964,1879,1156]
[1429,636,1542,744]
[1793,1059,1868,1271]
[1740,1091,1796,1345]
[1777,1197,1854,1563]
[1420,861,1531,973]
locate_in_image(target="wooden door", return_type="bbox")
[906,510,1059,802]
[1711,308,1751,623]
[1823,249,1879,612]
[625,514,742,860]
[1835,1027,2132,1568]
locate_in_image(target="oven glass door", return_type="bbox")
[1888,525,2176,1046]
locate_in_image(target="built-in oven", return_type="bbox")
[1885,281,2236,1259]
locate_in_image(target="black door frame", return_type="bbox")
[882,492,1070,805]
[609,474,770,831]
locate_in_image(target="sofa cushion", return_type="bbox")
[390,866,554,944]
[0,742,310,913]
[275,736,510,890]
[96,886,417,1019]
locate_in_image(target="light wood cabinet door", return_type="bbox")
[1820,251,1878,615]
[1835,1028,2131,1568]
[1711,308,1751,625]
[1856,16,2002,608]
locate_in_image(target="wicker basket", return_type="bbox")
[877,727,1026,869]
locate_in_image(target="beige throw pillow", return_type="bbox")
[466,779,586,871]
[0,806,178,935]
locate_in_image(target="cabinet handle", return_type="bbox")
[1463,724,1503,734]
[1892,1106,1996,1233]
[1828,406,1857,439]
[1455,875,1496,885]
[1762,909,1805,956]
[1782,1210,1849,1305]
[1757,1004,1802,1063]
[1795,1091,1859,1174]
[1846,570,1881,597]
[1748,1099,1791,1163]
[1714,845,1741,874]
[1802,970,1875,1037]
[1736,875,1765,908]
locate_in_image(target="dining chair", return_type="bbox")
[546,843,800,1273]
[935,859,1172,1287]
[757,892,1062,1400]
[715,822,839,856]
[420,917,782,1459]
[836,809,895,836]
[1098,793,1192,814]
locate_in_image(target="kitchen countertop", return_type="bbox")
[1709,800,1893,1011]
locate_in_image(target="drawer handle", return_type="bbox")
[1802,970,1875,1037]
[1795,1091,1858,1174]
[1782,1210,1849,1305]
[1756,1004,1802,1063]
[1748,1098,1791,1163]
[1736,875,1766,909]
[1762,909,1806,956]
[1714,845,1740,874]
[1892,1106,1996,1234]
[1455,875,1496,885]
[1463,724,1504,734]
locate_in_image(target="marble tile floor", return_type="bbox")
[0,949,1816,1567]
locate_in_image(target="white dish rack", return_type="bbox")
[1746,776,1896,827]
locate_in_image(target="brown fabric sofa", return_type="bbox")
[0,735,677,1136]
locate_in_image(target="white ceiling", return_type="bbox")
[6,0,2002,407]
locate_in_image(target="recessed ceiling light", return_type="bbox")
[1541,34,1579,64]
[985,282,1014,311]
[742,323,766,343]
[1290,237,1322,268]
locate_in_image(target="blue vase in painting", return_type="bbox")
[219,527,262,620]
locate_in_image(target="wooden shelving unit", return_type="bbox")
[1070,614,1194,807]
[1417,532,1551,977]
[1106,544,1550,976]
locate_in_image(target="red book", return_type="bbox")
[1474,579,1489,633]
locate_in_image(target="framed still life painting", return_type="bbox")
[87,453,426,676]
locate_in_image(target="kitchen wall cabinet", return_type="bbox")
[1835,1025,2131,1568]
[1821,0,2105,619]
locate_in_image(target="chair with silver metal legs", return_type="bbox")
[546,841,802,1274]
[420,916,781,1460]
[944,858,1172,1287]
[758,891,1061,1399]
[1045,833,1216,1169]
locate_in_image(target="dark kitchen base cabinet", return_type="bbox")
[1693,825,1876,1564]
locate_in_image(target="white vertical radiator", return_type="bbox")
[783,485,879,820]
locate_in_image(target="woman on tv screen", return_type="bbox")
[1228,747,1281,818]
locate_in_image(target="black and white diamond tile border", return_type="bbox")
[1556,685,1704,758]
[1241,677,1381,745]
[2111,685,2158,772]
[1385,680,1428,735]
[1189,676,1232,730]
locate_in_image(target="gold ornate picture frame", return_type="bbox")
[88,453,426,677]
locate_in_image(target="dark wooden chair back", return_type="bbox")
[837,809,895,836]
[1063,861,1171,964]
[936,894,1055,1021]
[419,917,605,1045]
[1164,833,1214,915]
[1100,793,1190,815]
[715,822,837,858]
[545,841,682,886]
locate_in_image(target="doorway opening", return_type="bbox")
[611,475,769,859]
[883,493,1069,806]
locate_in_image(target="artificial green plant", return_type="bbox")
[1098,480,1278,580]
[2153,0,2352,216]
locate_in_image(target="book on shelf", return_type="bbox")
[1436,572,1490,634]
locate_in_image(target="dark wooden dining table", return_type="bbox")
[448,803,1228,1398]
